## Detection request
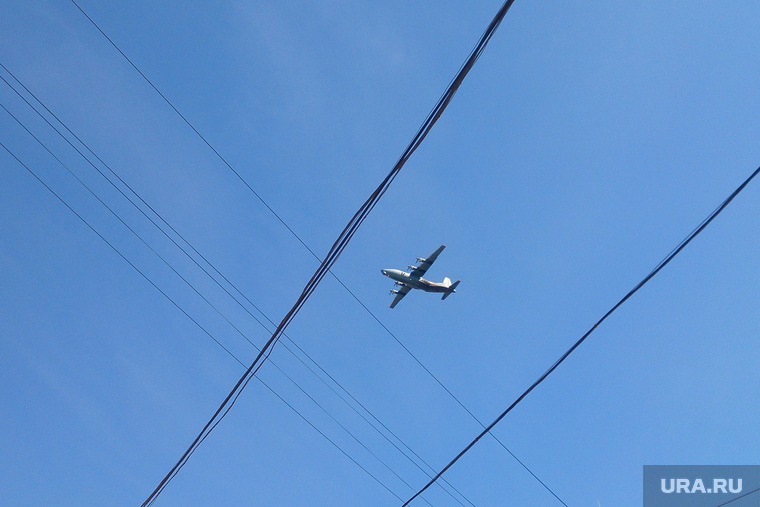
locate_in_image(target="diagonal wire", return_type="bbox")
[714,487,760,507]
[136,0,525,502]
[66,2,566,504]
[403,164,760,505]
[1,100,438,503]
[0,67,473,507]
[0,140,407,504]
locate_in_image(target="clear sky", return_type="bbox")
[1,1,758,506]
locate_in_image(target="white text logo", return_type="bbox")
[660,478,742,494]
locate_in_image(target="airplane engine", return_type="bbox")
[416,257,426,263]
[389,289,400,295]
[407,265,418,271]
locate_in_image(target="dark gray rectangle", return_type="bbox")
[644,465,760,507]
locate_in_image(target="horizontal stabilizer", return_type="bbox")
[441,280,460,300]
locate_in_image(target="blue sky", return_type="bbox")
[1,1,758,506]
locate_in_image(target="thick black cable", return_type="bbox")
[68,1,560,503]
[2,102,442,505]
[403,164,760,505]
[0,70,472,507]
[139,0,521,501]
[0,141,406,505]
[63,3,565,504]
[69,0,555,503]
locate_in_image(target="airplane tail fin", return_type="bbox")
[443,277,452,287]
[442,280,460,300]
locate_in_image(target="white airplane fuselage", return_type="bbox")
[381,268,453,293]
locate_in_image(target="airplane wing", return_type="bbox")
[389,285,412,309]
[409,245,446,279]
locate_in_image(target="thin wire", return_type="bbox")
[0,69,473,506]
[69,0,312,255]
[2,101,439,504]
[63,2,554,503]
[403,164,760,505]
[139,0,521,497]
[714,487,760,507]
[60,0,506,430]
[344,274,567,506]
[0,141,405,504]
[68,1,564,504]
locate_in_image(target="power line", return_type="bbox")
[0,140,409,505]
[69,0,311,256]
[352,288,567,506]
[1,101,442,504]
[0,88,470,507]
[0,67,475,506]
[403,164,760,505]
[137,0,523,502]
[9,4,755,505]
[66,2,566,504]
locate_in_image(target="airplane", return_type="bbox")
[381,245,460,309]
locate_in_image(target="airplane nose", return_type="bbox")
[381,269,387,275]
